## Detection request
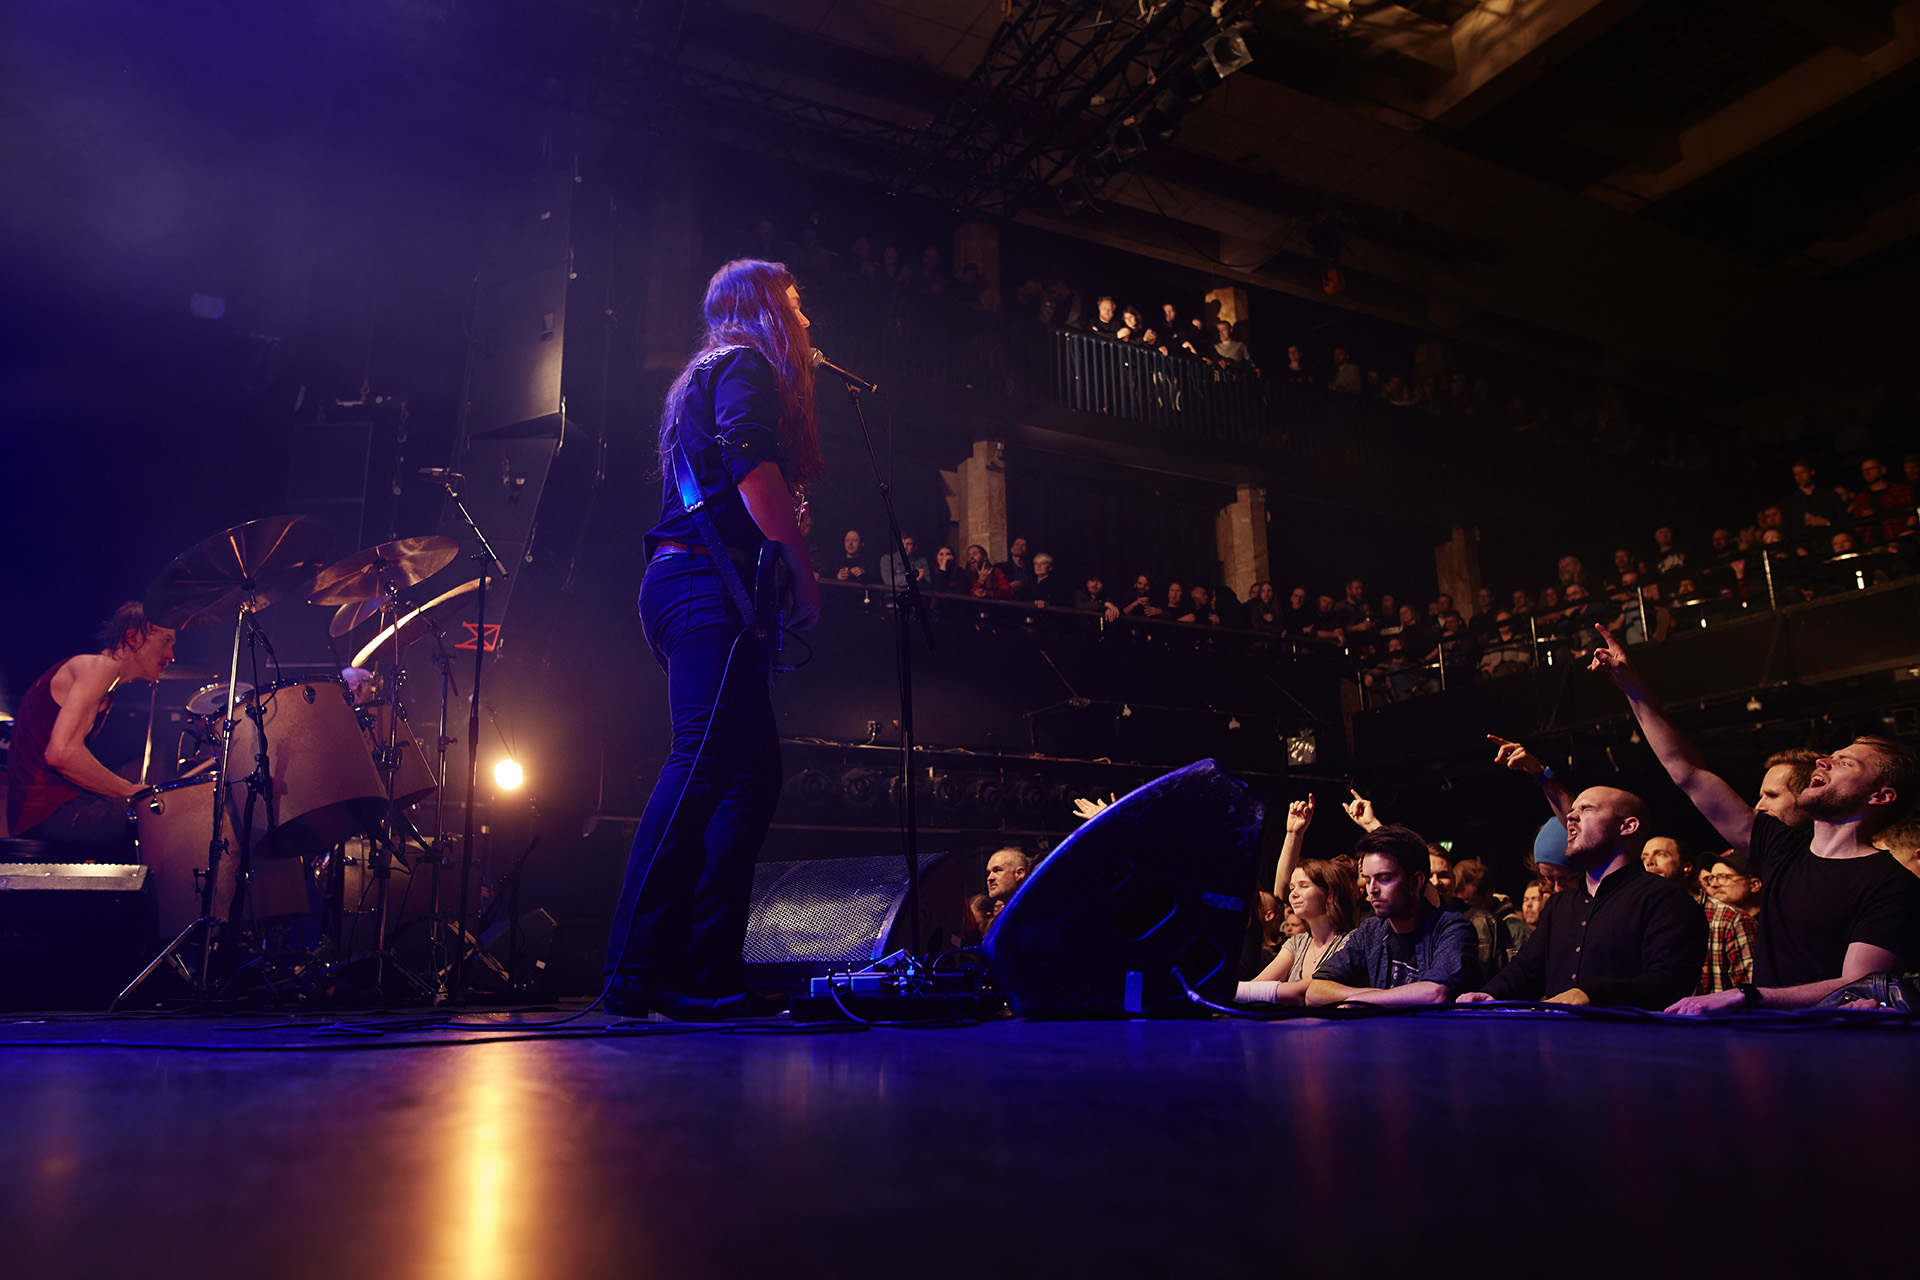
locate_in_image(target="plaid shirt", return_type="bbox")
[1696,898,1757,994]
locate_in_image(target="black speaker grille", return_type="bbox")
[742,859,907,965]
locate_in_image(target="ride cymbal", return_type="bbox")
[144,514,333,630]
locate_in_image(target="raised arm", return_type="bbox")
[1272,794,1315,899]
[1488,735,1573,822]
[1342,788,1382,833]
[1588,623,1755,851]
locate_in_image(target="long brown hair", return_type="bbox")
[658,259,823,488]
[1295,857,1359,933]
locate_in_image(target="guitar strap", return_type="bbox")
[668,347,767,641]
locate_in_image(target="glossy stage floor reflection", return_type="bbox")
[2,1011,1912,1278]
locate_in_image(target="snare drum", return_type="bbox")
[225,677,385,859]
[133,775,307,936]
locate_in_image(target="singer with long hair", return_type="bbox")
[604,259,824,1020]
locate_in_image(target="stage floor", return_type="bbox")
[1,1007,1911,1278]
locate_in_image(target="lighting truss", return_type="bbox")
[890,0,1262,216]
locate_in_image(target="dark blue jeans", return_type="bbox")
[602,552,781,996]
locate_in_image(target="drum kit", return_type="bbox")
[114,512,510,1008]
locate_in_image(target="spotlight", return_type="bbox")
[1106,124,1147,163]
[1054,178,1093,217]
[493,758,525,790]
[1284,729,1317,767]
[966,776,1005,815]
[788,768,835,808]
[1201,29,1254,79]
[841,767,885,809]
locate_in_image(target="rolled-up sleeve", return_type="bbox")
[708,351,784,485]
[1416,912,1476,995]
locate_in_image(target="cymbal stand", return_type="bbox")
[114,595,260,1009]
[424,629,457,997]
[435,473,509,1003]
[367,576,407,991]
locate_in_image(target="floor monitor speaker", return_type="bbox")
[983,759,1263,1018]
[741,851,970,990]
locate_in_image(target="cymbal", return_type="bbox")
[309,536,460,608]
[156,664,223,681]
[350,577,494,669]
[145,515,334,630]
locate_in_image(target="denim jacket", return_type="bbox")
[1314,901,1477,995]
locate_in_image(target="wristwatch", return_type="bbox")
[1736,982,1763,1009]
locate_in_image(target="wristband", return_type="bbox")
[1535,765,1556,784]
[1737,983,1763,1009]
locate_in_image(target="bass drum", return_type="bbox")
[133,775,307,938]
[225,677,385,859]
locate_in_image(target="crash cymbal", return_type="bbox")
[308,536,459,608]
[350,576,493,669]
[156,664,223,682]
[144,515,334,630]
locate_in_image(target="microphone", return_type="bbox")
[810,349,879,395]
[418,468,464,483]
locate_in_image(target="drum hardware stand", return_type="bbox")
[424,634,458,998]
[115,596,275,1009]
[472,836,540,990]
[431,471,509,1004]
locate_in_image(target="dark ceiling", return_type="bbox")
[10,0,1920,414]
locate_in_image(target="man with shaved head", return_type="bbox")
[1457,785,1706,1008]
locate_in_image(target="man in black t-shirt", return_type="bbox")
[1590,623,1920,1013]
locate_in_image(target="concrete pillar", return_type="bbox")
[1214,484,1271,600]
[1434,525,1480,612]
[1205,285,1250,329]
[642,146,703,372]
[945,441,1007,562]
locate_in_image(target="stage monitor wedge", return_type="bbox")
[984,759,1263,1018]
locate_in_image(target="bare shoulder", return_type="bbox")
[52,653,115,702]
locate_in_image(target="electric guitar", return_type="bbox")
[754,539,795,683]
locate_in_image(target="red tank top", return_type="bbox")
[5,659,114,834]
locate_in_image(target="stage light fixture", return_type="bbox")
[494,758,525,790]
[1107,124,1147,163]
[840,767,886,809]
[788,768,835,808]
[1201,29,1254,79]
[966,776,1006,815]
[1284,729,1317,767]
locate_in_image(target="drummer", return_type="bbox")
[5,602,175,857]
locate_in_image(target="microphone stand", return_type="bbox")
[840,377,936,955]
[436,474,509,1004]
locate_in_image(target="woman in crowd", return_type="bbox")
[928,546,966,594]
[1237,794,1359,1004]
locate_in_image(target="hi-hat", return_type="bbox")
[309,536,460,637]
[350,577,493,669]
[144,514,334,630]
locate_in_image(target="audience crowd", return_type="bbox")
[807,447,1916,709]
[1222,658,1920,1015]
